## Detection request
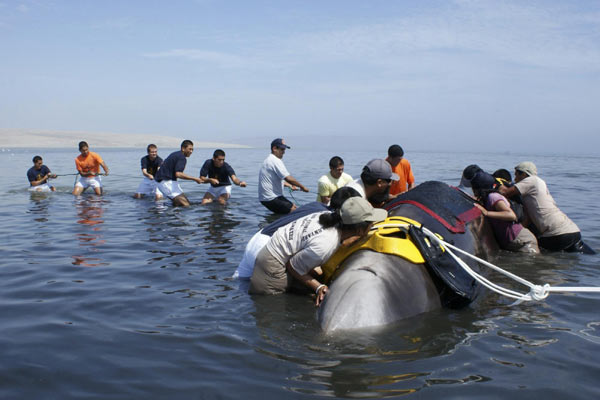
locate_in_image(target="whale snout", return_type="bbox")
[318,250,442,332]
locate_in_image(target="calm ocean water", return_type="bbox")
[1,147,599,399]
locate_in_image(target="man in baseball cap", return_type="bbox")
[258,138,309,214]
[344,158,399,208]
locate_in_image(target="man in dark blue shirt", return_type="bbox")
[199,149,246,205]
[134,144,164,200]
[27,155,57,192]
[155,140,202,207]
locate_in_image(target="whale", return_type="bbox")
[317,181,498,332]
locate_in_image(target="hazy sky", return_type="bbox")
[1,0,599,153]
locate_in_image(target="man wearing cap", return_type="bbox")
[499,161,594,253]
[344,159,399,208]
[386,144,415,196]
[249,196,388,306]
[258,138,309,214]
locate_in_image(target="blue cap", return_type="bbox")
[271,138,290,149]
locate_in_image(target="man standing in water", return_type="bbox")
[155,140,202,207]
[134,144,164,200]
[73,141,110,196]
[27,155,57,192]
[199,149,247,205]
[258,138,309,214]
[386,144,415,196]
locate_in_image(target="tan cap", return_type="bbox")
[515,161,537,176]
[339,197,388,225]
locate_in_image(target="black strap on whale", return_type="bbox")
[408,225,477,308]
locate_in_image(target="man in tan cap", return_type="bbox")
[499,161,594,253]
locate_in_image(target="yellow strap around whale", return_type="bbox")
[322,216,429,283]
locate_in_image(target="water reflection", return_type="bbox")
[198,205,241,264]
[250,290,493,397]
[72,196,108,267]
[27,193,51,223]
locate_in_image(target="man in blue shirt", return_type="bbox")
[155,140,202,207]
[199,149,246,205]
[134,144,164,200]
[27,155,57,192]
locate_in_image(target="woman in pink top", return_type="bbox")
[471,171,539,254]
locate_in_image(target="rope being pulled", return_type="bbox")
[418,225,600,304]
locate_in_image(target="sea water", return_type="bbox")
[0,147,599,399]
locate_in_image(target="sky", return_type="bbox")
[1,0,599,153]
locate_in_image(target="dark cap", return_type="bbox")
[364,159,399,181]
[459,164,483,188]
[470,171,496,190]
[271,138,290,150]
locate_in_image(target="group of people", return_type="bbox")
[26,137,594,306]
[257,138,416,213]
[27,140,247,207]
[460,163,594,254]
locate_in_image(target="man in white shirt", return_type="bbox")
[258,138,309,214]
[317,156,353,205]
[499,161,594,253]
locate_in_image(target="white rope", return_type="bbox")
[375,222,600,303]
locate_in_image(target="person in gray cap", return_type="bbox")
[249,196,388,305]
[258,138,309,214]
[344,159,399,208]
[499,161,594,253]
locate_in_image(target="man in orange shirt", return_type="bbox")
[73,141,110,196]
[386,144,415,197]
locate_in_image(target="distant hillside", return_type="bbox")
[0,129,251,149]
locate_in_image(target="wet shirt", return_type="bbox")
[515,176,579,237]
[200,159,235,187]
[75,151,103,175]
[27,165,51,184]
[155,151,186,182]
[141,155,163,176]
[266,211,341,276]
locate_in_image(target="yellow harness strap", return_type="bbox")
[322,216,429,283]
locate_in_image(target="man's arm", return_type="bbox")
[230,174,246,187]
[200,175,219,185]
[176,171,202,184]
[284,175,309,192]
[101,161,109,176]
[499,184,519,199]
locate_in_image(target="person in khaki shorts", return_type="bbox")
[249,197,388,306]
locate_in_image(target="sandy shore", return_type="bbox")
[0,129,251,149]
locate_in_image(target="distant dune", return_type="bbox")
[0,129,251,149]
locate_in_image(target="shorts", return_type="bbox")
[504,227,539,253]
[28,183,54,192]
[75,176,102,189]
[260,196,294,214]
[156,180,184,199]
[538,231,582,252]
[248,246,292,295]
[234,231,270,279]
[207,185,232,199]
[136,177,161,197]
